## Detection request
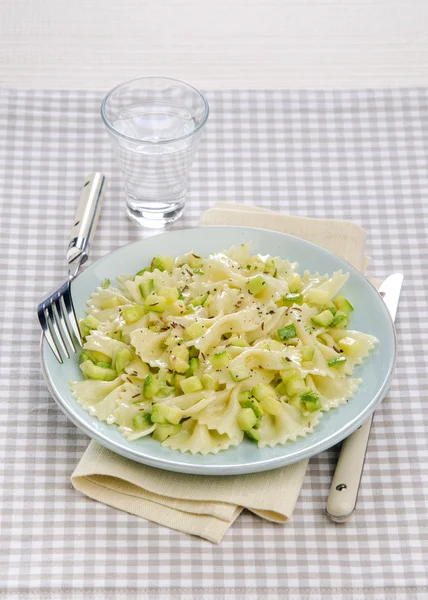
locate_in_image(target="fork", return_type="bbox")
[38,172,106,363]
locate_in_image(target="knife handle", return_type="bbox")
[326,414,373,522]
[67,173,106,265]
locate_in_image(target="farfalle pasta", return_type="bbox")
[70,243,378,455]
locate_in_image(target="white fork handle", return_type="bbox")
[326,415,373,522]
[67,173,106,266]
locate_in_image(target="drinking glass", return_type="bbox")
[101,77,209,228]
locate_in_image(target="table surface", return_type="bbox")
[0,88,427,600]
[1,0,428,90]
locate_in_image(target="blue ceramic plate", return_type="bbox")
[41,226,396,475]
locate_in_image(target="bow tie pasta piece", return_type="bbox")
[162,419,239,455]
[69,376,123,408]
[306,374,361,412]
[196,386,244,442]
[131,329,169,368]
[257,402,321,448]
[194,305,266,354]
[85,287,133,323]
[83,330,131,361]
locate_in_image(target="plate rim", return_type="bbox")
[40,225,397,475]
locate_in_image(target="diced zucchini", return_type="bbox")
[101,278,110,289]
[151,403,183,425]
[283,293,303,307]
[92,350,112,364]
[157,385,175,398]
[337,337,361,357]
[306,288,330,305]
[229,364,251,382]
[277,324,297,340]
[115,348,133,372]
[156,286,178,304]
[210,351,230,369]
[101,297,125,310]
[185,322,206,340]
[239,397,263,419]
[144,294,167,313]
[152,423,181,442]
[136,268,150,277]
[188,357,200,374]
[78,319,90,339]
[252,383,276,401]
[228,337,249,348]
[285,377,307,397]
[188,345,199,359]
[132,413,152,431]
[122,305,145,324]
[180,375,203,394]
[330,311,348,328]
[202,373,219,391]
[328,356,347,368]
[189,294,208,307]
[300,346,315,362]
[80,349,111,364]
[168,300,188,316]
[238,390,252,403]
[264,258,277,277]
[333,296,354,316]
[164,331,183,347]
[280,368,301,382]
[246,275,266,296]
[173,373,186,391]
[288,272,303,293]
[237,408,258,431]
[139,279,155,299]
[311,309,334,327]
[83,315,100,330]
[275,381,288,396]
[169,345,189,373]
[300,391,322,413]
[96,362,112,369]
[79,352,92,364]
[259,396,282,416]
[79,360,118,381]
[143,374,160,399]
[245,428,261,442]
[151,255,175,272]
[252,384,279,416]
[327,305,337,316]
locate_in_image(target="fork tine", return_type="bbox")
[38,304,63,364]
[63,282,83,346]
[55,295,76,353]
[47,303,70,360]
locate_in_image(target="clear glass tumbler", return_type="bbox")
[101,77,209,228]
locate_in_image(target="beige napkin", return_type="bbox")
[72,203,369,543]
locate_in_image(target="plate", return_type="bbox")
[41,226,396,475]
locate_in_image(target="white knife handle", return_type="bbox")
[67,172,106,265]
[326,415,373,522]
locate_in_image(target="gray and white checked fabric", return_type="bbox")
[0,88,427,600]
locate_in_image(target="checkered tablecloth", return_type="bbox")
[0,88,427,600]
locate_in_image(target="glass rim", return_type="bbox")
[101,76,209,145]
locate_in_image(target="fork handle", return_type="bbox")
[67,173,106,265]
[326,415,373,522]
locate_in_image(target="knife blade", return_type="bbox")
[325,273,404,523]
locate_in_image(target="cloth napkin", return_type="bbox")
[71,203,369,543]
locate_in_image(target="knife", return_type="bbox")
[325,273,404,523]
